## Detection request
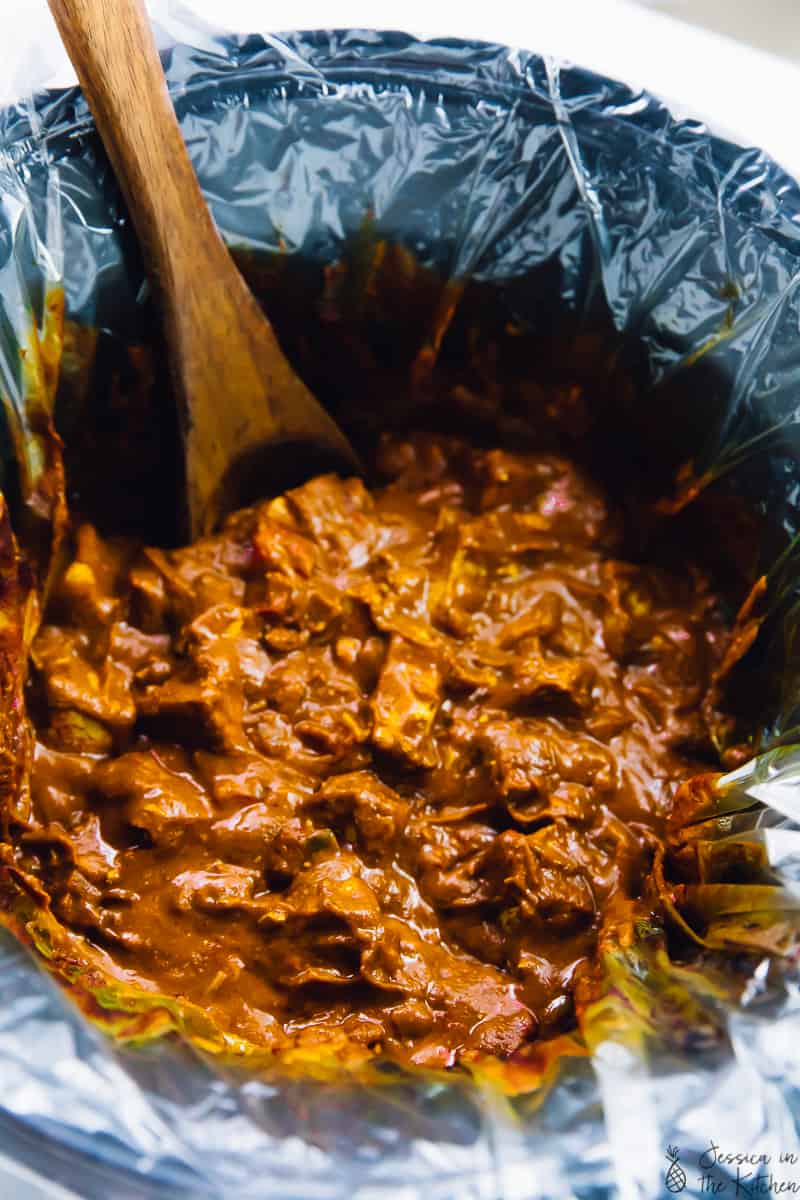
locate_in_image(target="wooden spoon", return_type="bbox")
[48,0,360,540]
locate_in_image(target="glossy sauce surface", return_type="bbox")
[22,434,731,1068]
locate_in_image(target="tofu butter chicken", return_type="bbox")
[19,432,738,1072]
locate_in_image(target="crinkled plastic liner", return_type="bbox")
[1,13,800,1200]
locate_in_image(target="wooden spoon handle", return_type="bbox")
[48,0,229,327]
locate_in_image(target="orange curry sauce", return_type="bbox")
[21,434,733,1069]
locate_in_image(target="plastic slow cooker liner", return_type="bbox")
[1,17,800,1200]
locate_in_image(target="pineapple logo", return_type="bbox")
[665,1146,687,1194]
